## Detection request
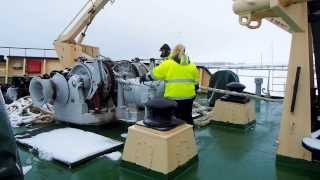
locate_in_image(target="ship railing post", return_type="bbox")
[43,49,47,75]
[255,78,263,112]
[5,48,9,84]
[266,70,271,97]
[23,48,27,75]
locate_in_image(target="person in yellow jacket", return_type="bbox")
[141,44,199,125]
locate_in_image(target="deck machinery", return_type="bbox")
[29,0,164,125]
[30,58,163,125]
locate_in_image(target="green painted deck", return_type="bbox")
[16,101,320,180]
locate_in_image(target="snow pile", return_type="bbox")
[303,138,320,151]
[311,129,320,139]
[7,96,54,127]
[17,128,122,165]
[103,151,122,161]
[120,133,128,139]
[302,129,320,152]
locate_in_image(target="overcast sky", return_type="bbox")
[0,0,292,64]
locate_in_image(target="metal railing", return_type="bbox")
[203,64,319,97]
[203,64,288,97]
[0,46,58,83]
[195,63,288,71]
[0,46,57,58]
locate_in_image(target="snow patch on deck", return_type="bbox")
[22,165,32,175]
[17,128,122,165]
[121,133,128,139]
[102,151,122,161]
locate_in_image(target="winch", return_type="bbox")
[29,57,164,125]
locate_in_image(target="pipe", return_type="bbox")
[117,80,124,107]
[255,78,264,112]
[200,86,283,102]
[255,78,263,96]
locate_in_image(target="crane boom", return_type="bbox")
[54,0,113,68]
[56,0,113,43]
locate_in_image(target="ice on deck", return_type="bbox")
[17,128,123,166]
[103,151,122,161]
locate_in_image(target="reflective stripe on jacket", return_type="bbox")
[152,55,199,100]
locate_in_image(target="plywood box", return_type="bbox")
[209,100,256,125]
[122,123,198,175]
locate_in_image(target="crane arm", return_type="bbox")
[56,0,113,44]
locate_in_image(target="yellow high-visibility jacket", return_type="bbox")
[152,55,199,100]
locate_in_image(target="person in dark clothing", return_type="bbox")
[0,91,24,180]
[175,98,195,125]
[159,43,171,60]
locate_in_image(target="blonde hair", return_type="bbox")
[172,44,186,59]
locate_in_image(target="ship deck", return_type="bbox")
[16,100,320,180]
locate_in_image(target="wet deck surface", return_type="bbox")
[16,101,320,180]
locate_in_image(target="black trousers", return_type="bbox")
[174,98,194,125]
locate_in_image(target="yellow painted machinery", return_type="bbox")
[54,0,114,68]
[233,0,320,163]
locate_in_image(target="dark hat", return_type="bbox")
[159,44,171,52]
[143,98,184,131]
